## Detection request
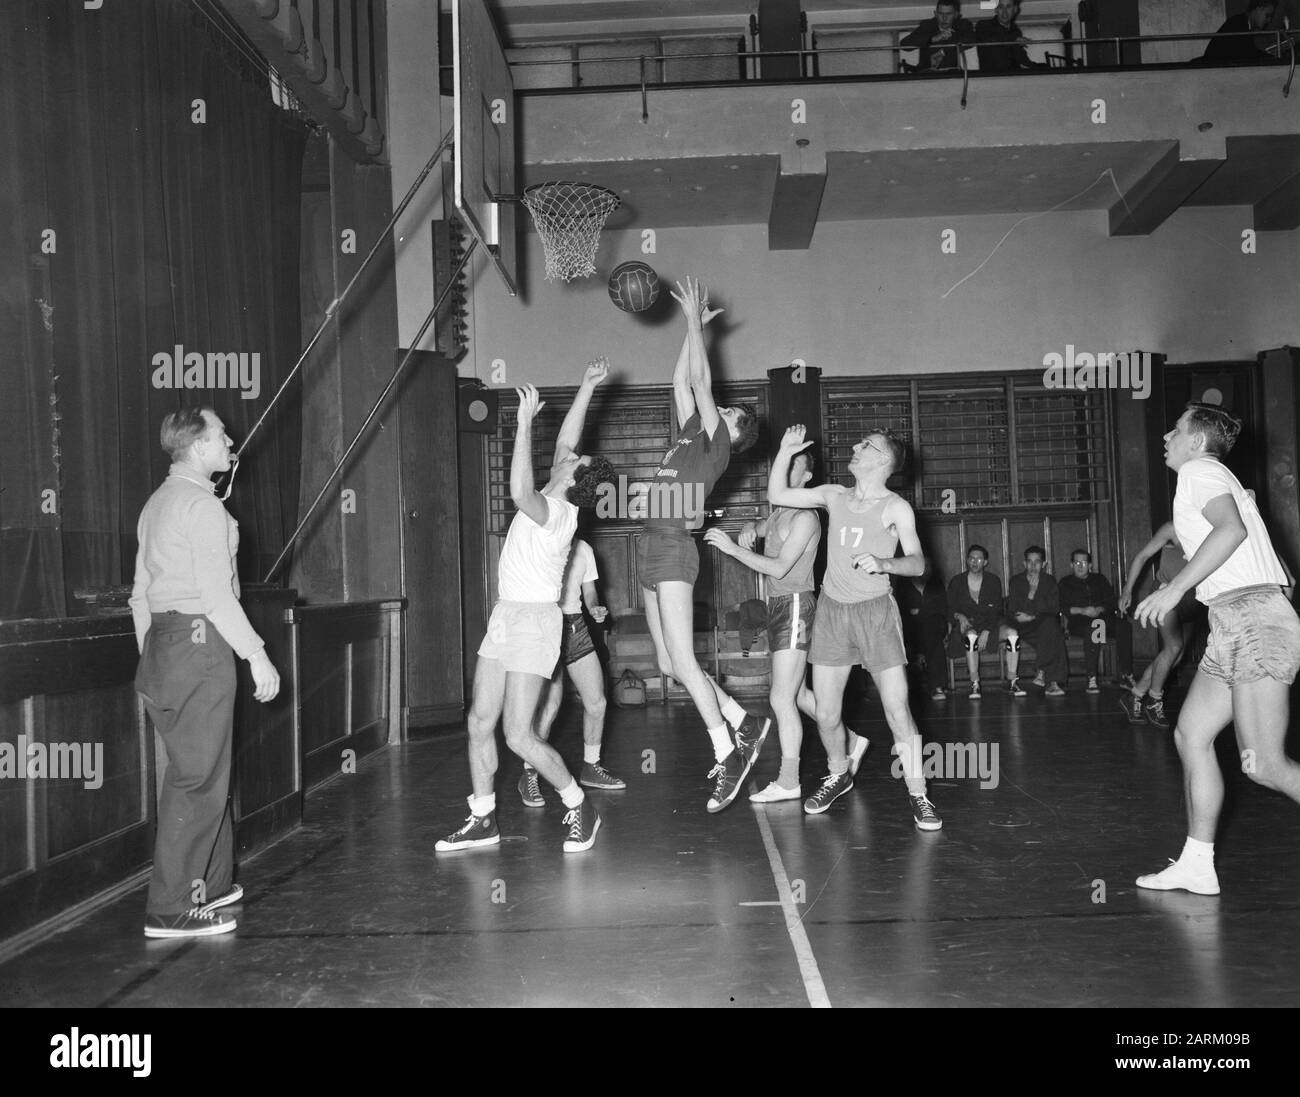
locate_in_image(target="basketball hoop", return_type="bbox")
[521,181,621,282]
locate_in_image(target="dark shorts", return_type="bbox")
[637,527,699,587]
[1200,585,1300,687]
[809,592,907,672]
[560,612,597,666]
[767,591,816,653]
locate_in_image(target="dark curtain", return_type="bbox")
[0,0,305,619]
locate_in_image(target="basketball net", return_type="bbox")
[522,182,621,282]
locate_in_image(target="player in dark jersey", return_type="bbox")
[768,424,942,828]
[639,277,763,814]
[1118,522,1202,729]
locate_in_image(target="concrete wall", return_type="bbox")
[464,208,1299,389]
[1140,0,1227,64]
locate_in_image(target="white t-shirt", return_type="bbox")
[1173,457,1286,602]
[559,538,599,613]
[497,494,578,603]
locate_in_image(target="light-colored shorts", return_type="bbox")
[809,592,907,672]
[478,600,562,678]
[1200,585,1300,687]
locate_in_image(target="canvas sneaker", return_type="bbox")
[1144,698,1171,730]
[562,799,601,853]
[144,908,236,939]
[1119,694,1146,724]
[435,811,500,852]
[803,770,854,815]
[910,795,943,832]
[580,761,626,790]
[1136,859,1219,896]
[518,768,545,808]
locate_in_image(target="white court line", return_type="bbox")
[753,809,832,1009]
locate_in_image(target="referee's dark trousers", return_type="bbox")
[136,612,236,916]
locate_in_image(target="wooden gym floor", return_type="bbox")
[2,681,1298,1009]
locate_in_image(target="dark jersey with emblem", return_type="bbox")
[643,411,732,531]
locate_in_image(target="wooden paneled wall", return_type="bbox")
[0,592,403,958]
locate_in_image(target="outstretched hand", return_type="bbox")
[582,357,610,387]
[670,276,709,327]
[779,424,814,453]
[516,384,545,427]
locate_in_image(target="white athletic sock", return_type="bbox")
[777,757,800,788]
[1148,690,1163,701]
[558,780,584,809]
[1180,836,1214,868]
[469,793,496,817]
[583,743,601,765]
[708,724,734,761]
[720,697,747,728]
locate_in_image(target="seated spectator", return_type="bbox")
[1058,549,1134,693]
[895,562,950,702]
[976,0,1044,73]
[1203,1,1279,64]
[945,544,1013,699]
[901,1,977,73]
[1263,0,1299,58]
[1006,545,1068,697]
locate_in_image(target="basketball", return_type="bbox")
[608,261,660,312]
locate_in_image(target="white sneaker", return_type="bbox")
[847,731,870,777]
[1136,859,1220,896]
[1086,676,1100,694]
[749,780,801,803]
[1032,672,1046,688]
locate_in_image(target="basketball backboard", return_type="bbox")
[452,0,518,296]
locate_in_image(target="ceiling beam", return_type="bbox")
[769,169,827,249]
[1108,139,1225,236]
[1254,171,1300,232]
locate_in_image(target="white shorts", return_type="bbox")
[478,601,562,678]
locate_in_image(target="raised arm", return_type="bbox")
[669,277,725,438]
[704,510,819,580]
[1134,495,1246,627]
[768,425,838,510]
[511,384,550,527]
[553,358,608,466]
[670,335,694,430]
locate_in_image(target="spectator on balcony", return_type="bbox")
[976,0,1044,73]
[900,1,977,73]
[1058,549,1134,693]
[1202,1,1280,64]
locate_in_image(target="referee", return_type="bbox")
[128,406,280,938]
